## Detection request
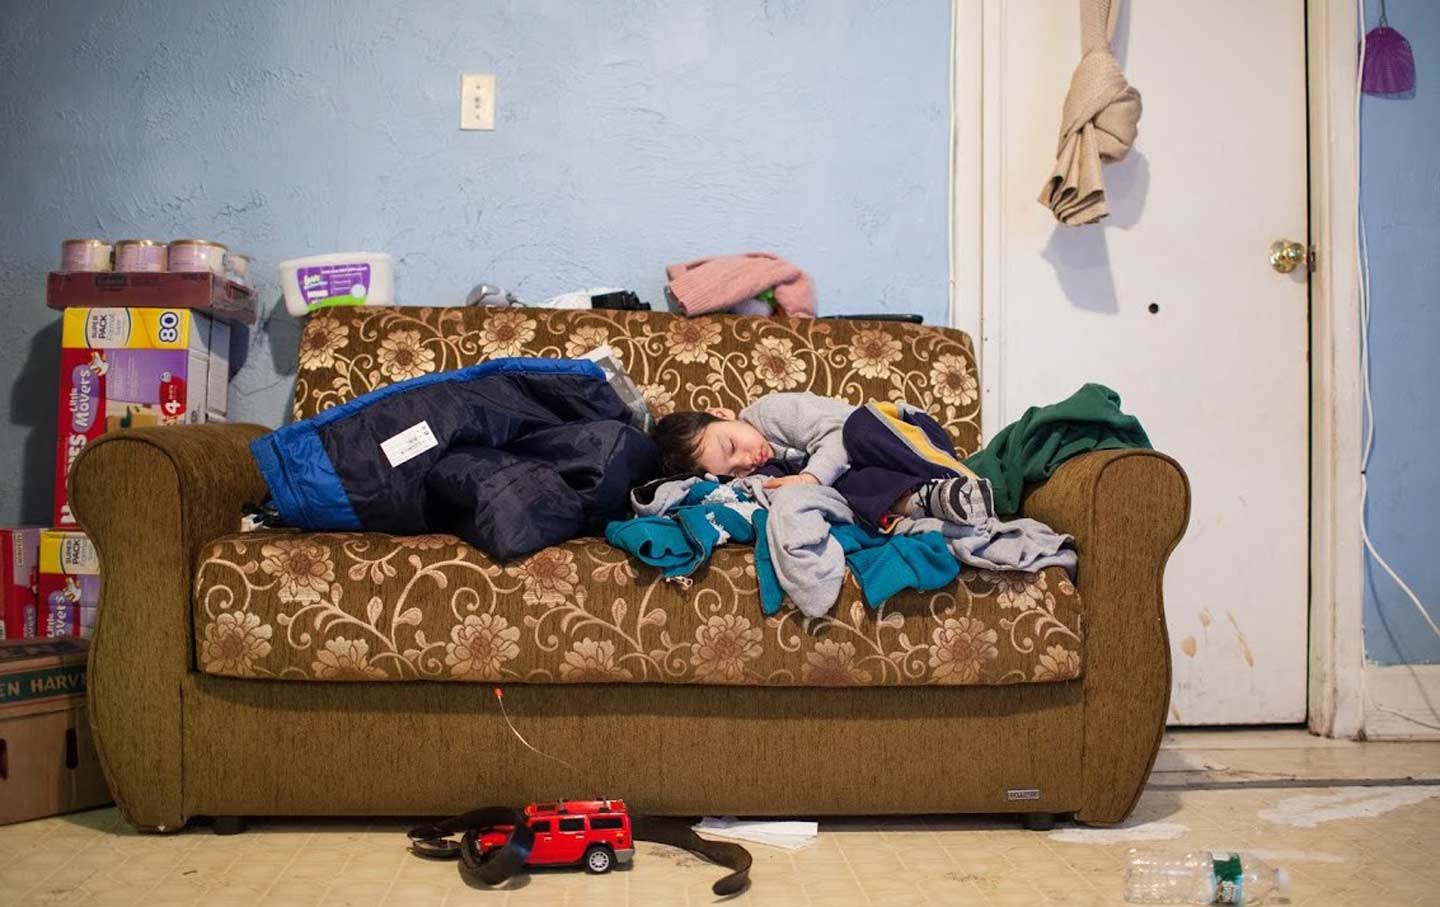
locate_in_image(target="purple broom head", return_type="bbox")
[1362,25,1416,96]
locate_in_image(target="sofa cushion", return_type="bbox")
[291,307,983,458]
[193,531,1083,687]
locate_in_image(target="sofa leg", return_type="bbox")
[131,823,187,834]
[1022,812,1056,831]
[212,816,248,836]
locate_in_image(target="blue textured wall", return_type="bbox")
[0,0,952,525]
[1361,0,1440,665]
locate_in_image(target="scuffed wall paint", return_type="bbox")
[0,0,951,524]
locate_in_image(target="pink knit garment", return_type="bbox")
[665,252,816,318]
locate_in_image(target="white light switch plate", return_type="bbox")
[460,73,496,131]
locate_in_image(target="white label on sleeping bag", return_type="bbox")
[380,420,439,467]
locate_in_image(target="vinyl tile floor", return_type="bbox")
[3,730,1438,906]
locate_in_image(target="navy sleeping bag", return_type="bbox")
[251,358,658,561]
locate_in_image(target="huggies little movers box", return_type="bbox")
[53,308,230,527]
[1,528,42,640]
[36,531,99,639]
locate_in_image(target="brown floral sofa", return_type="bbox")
[72,306,1189,832]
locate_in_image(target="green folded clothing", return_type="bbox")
[963,383,1151,515]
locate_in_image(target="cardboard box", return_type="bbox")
[36,531,99,639]
[47,270,259,325]
[1,528,42,640]
[54,307,231,527]
[0,638,111,825]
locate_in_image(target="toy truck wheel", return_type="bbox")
[584,845,614,874]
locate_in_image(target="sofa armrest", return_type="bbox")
[69,423,269,830]
[1020,449,1190,823]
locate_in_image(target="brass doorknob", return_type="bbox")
[1270,240,1308,274]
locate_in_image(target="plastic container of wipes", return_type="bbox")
[278,251,394,316]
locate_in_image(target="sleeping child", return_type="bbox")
[651,391,991,531]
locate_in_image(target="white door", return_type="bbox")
[978,1,1309,723]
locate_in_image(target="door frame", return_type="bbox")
[949,0,1365,735]
[1305,0,1364,738]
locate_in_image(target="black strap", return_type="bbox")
[407,810,750,896]
[632,815,752,896]
[407,806,534,887]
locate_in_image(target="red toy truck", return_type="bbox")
[478,799,634,873]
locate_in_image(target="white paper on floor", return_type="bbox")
[1048,821,1189,844]
[694,817,818,850]
[1258,786,1440,828]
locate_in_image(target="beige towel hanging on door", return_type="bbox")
[1039,0,1142,225]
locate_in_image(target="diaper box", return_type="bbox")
[36,531,100,640]
[1,528,42,640]
[54,307,230,527]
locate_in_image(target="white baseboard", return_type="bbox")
[1364,664,1440,741]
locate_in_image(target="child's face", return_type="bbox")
[696,410,774,477]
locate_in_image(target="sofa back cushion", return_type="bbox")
[292,307,982,456]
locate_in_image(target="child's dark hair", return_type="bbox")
[652,411,720,476]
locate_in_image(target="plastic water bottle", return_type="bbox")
[1123,851,1290,905]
